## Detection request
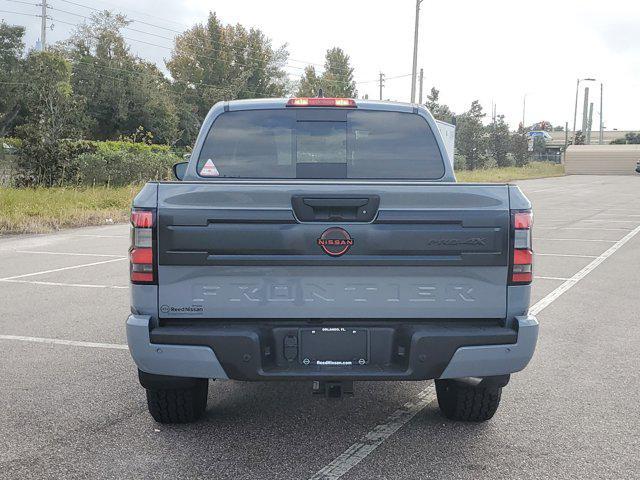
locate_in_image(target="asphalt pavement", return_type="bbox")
[1,175,639,480]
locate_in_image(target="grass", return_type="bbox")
[0,186,139,235]
[456,161,564,183]
[0,162,563,235]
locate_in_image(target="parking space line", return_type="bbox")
[533,237,617,243]
[309,384,437,480]
[0,334,128,350]
[535,276,571,281]
[0,257,127,281]
[561,227,631,231]
[580,219,638,224]
[70,234,129,238]
[535,227,632,231]
[15,250,126,258]
[310,221,640,480]
[0,279,128,289]
[530,222,640,316]
[535,253,598,259]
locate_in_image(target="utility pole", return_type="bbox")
[586,102,594,144]
[378,72,385,101]
[581,86,590,134]
[410,0,423,103]
[564,121,569,161]
[39,0,47,51]
[599,82,604,144]
[522,94,526,130]
[418,68,424,104]
[572,78,579,134]
[572,78,596,140]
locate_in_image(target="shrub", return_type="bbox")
[15,134,96,186]
[13,137,180,186]
[75,149,178,186]
[2,137,23,150]
[504,153,516,167]
[454,154,466,170]
[95,140,172,155]
[481,156,497,169]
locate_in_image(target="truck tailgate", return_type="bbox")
[156,182,510,319]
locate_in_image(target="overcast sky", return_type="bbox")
[3,0,639,130]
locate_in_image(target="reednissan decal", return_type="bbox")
[317,227,354,256]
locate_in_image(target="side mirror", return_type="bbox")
[172,161,188,181]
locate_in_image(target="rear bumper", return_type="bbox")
[126,315,538,381]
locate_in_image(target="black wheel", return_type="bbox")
[435,379,502,422]
[145,379,208,424]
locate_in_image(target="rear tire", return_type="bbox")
[145,379,208,424]
[435,379,502,422]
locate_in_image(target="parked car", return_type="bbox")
[126,97,538,424]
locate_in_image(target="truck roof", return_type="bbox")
[225,97,420,114]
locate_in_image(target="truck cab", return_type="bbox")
[126,97,538,423]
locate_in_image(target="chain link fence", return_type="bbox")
[532,152,563,164]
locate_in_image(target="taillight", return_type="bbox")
[510,210,533,285]
[130,208,156,284]
[286,97,357,107]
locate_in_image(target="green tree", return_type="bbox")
[487,114,512,167]
[319,47,356,97]
[533,137,547,156]
[296,65,321,97]
[573,130,586,145]
[455,100,486,170]
[0,22,25,138]
[16,51,87,185]
[424,87,454,123]
[167,12,288,144]
[240,26,289,100]
[63,11,178,144]
[511,130,530,167]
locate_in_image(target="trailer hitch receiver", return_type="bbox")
[312,381,354,398]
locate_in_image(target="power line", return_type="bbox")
[70,60,293,100]
[4,4,411,90]
[358,73,411,84]
[49,14,381,89]
[3,0,37,6]
[6,0,390,81]
[0,8,36,17]
[58,0,186,31]
[54,0,360,77]
[48,15,328,81]
[47,5,184,41]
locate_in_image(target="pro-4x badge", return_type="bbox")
[317,227,354,257]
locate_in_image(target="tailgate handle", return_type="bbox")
[303,198,368,208]
[292,195,380,222]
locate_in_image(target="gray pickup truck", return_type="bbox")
[126,97,538,424]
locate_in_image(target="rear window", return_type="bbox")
[197,108,445,179]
